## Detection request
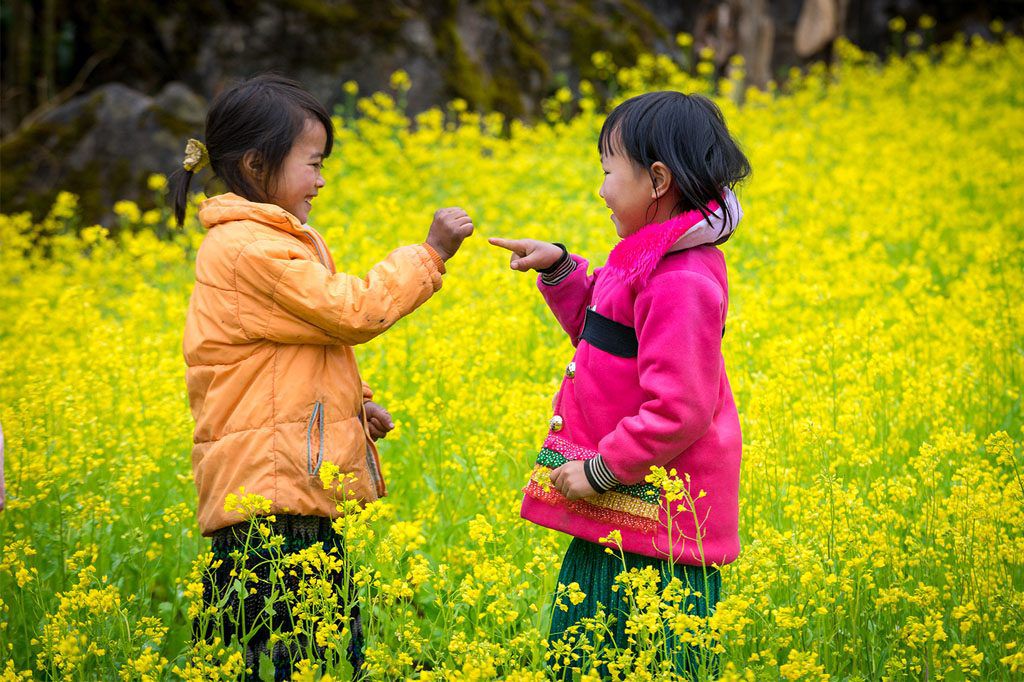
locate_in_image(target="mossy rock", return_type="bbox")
[1,82,205,227]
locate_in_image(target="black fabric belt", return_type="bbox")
[580,307,638,358]
[578,308,726,358]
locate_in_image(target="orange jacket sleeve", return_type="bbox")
[233,240,443,346]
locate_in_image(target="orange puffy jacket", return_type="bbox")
[183,193,444,535]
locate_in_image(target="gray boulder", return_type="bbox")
[1,82,205,226]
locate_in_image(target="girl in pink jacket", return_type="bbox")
[490,91,749,678]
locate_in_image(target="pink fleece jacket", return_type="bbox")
[520,193,743,566]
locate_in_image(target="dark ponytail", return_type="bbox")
[598,91,751,234]
[169,167,195,227]
[169,74,334,227]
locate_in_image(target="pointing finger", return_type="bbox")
[488,237,525,254]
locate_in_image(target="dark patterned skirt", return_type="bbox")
[548,537,721,681]
[194,514,364,681]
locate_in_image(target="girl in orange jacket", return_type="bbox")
[170,74,473,680]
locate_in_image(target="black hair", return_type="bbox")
[170,74,334,226]
[598,91,750,235]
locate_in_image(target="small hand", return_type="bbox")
[548,460,597,500]
[488,237,565,272]
[364,401,395,441]
[426,207,475,261]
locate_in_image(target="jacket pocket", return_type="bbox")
[306,401,325,476]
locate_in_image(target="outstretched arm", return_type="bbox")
[489,237,598,340]
[235,240,444,345]
[234,208,474,346]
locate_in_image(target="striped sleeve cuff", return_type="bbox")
[540,245,576,285]
[583,455,620,494]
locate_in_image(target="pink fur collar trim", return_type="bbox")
[605,190,739,288]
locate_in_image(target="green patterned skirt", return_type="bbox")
[548,537,721,681]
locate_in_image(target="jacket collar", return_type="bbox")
[198,192,336,272]
[605,188,741,288]
[199,192,303,235]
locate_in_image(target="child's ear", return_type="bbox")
[242,150,263,179]
[649,161,674,199]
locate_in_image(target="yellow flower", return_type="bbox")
[565,581,587,606]
[888,16,907,32]
[222,487,272,519]
[146,174,167,191]
[318,460,341,490]
[113,200,141,223]
[389,69,411,92]
[599,529,623,548]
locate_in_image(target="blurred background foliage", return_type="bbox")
[1,0,1022,226]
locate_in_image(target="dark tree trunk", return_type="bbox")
[12,0,35,124]
[39,0,57,104]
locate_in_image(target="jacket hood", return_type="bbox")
[606,188,742,288]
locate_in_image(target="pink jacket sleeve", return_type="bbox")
[597,270,725,484]
[537,255,598,342]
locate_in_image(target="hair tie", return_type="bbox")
[182,138,209,173]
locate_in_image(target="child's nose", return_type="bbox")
[316,174,326,188]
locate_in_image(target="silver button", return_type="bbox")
[565,362,576,379]
[549,415,564,432]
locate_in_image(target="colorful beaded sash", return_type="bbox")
[524,434,660,534]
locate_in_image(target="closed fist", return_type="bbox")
[426,207,474,261]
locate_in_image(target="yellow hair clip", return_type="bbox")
[182,138,209,173]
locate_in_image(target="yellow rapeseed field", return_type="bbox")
[1,27,1022,681]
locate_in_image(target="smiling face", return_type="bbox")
[599,149,656,238]
[266,117,328,224]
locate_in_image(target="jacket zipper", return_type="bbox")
[298,226,333,272]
